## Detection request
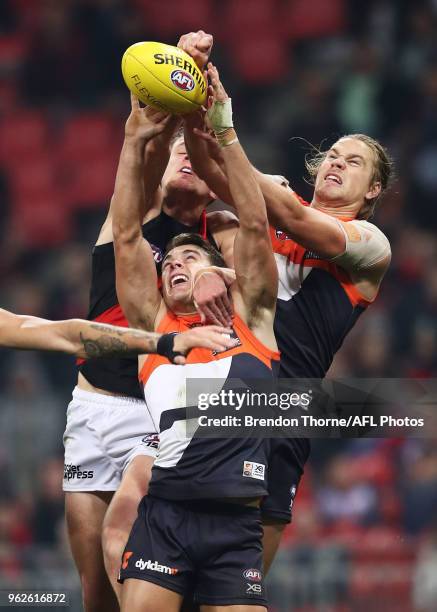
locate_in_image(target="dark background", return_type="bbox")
[0,1,436,610]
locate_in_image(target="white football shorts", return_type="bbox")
[63,387,158,492]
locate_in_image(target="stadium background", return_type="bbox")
[0,1,436,610]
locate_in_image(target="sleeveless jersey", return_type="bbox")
[79,209,217,398]
[271,195,390,469]
[272,215,387,379]
[139,311,280,501]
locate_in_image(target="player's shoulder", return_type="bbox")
[206,209,239,232]
[347,219,391,254]
[334,218,391,275]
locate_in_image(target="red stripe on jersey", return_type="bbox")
[200,209,207,239]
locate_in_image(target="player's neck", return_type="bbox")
[163,197,206,228]
[311,198,359,221]
[166,303,198,317]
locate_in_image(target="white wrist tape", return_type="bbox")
[207,98,234,132]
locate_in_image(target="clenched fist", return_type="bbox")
[177,30,213,70]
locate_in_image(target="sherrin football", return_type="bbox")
[121,41,207,114]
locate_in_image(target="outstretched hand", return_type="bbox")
[206,62,229,104]
[125,92,175,142]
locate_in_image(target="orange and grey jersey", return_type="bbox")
[271,201,391,379]
[78,209,215,398]
[139,312,280,501]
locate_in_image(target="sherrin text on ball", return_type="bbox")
[121,41,207,114]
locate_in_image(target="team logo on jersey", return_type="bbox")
[150,243,163,263]
[246,583,263,595]
[170,70,195,91]
[275,229,292,241]
[122,551,133,570]
[142,433,159,449]
[304,249,324,261]
[242,461,265,481]
[243,568,262,582]
[63,464,94,481]
[135,559,179,575]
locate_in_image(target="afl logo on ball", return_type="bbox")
[170,70,195,91]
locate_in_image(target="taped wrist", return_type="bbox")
[207,98,233,131]
[207,98,238,147]
[216,128,238,147]
[157,332,183,363]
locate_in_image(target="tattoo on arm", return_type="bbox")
[80,333,134,359]
[89,323,146,338]
[79,325,157,359]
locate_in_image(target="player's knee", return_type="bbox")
[80,569,118,612]
[101,519,126,567]
[102,472,149,569]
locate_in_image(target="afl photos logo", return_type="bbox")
[170,70,195,91]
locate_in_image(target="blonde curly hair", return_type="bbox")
[305,134,394,219]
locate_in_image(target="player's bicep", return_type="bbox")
[114,237,161,330]
[278,204,346,258]
[233,223,278,310]
[208,211,239,269]
[96,190,163,247]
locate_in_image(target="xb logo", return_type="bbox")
[246,583,262,594]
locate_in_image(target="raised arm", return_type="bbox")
[184,127,345,259]
[178,30,234,203]
[0,309,234,364]
[206,64,277,344]
[253,172,345,257]
[112,94,170,330]
[183,111,234,204]
[97,103,180,247]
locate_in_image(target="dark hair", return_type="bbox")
[163,233,226,267]
[305,134,394,219]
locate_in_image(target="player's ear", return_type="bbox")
[366,181,381,201]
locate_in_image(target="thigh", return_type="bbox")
[119,496,194,597]
[121,578,183,612]
[65,491,113,573]
[103,454,154,546]
[63,401,120,492]
[105,402,158,476]
[196,510,266,608]
[262,522,286,574]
